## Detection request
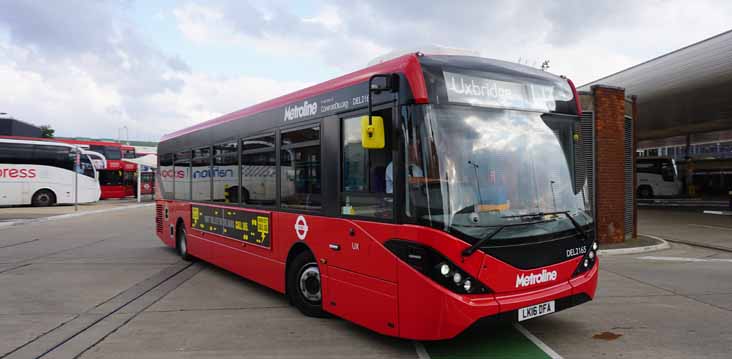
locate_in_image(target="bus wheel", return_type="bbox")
[638,186,653,198]
[288,251,327,317]
[31,190,55,207]
[176,224,193,261]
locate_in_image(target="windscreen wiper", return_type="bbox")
[502,211,588,241]
[461,218,555,258]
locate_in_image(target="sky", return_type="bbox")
[0,0,731,142]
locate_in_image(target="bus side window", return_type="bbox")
[174,151,191,201]
[191,147,212,201]
[280,126,321,211]
[340,110,393,219]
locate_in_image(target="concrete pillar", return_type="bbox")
[592,85,626,244]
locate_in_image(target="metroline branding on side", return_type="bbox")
[0,167,37,179]
[515,269,558,288]
[284,100,318,122]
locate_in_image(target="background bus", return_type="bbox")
[636,157,682,197]
[121,145,138,197]
[0,138,100,206]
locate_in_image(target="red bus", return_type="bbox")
[121,145,138,197]
[54,139,131,199]
[155,53,597,340]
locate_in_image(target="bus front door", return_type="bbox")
[323,221,399,336]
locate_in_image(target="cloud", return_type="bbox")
[0,0,309,141]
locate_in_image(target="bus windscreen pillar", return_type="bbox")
[591,84,631,244]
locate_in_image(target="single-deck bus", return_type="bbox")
[0,138,101,206]
[636,157,682,198]
[155,53,598,340]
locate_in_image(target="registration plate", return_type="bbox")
[518,300,555,322]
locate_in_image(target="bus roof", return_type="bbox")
[160,54,428,142]
[0,137,81,149]
[160,53,576,145]
[0,136,124,148]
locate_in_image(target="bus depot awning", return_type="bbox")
[122,154,157,170]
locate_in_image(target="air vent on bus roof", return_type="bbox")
[367,45,481,66]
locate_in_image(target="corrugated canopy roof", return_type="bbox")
[579,29,732,140]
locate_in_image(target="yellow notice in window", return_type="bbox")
[192,207,200,223]
[257,216,269,234]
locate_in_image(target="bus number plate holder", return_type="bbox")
[518,300,555,322]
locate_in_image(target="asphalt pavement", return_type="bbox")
[0,205,731,358]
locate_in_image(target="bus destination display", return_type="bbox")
[191,204,271,248]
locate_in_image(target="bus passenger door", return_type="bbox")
[321,109,400,336]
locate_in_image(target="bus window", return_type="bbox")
[174,151,191,200]
[0,143,33,163]
[99,170,123,186]
[280,126,321,211]
[191,147,212,201]
[33,145,74,171]
[341,112,393,219]
[241,134,275,206]
[213,141,238,203]
[79,154,95,178]
[159,153,174,199]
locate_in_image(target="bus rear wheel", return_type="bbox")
[31,190,55,207]
[287,251,327,318]
[176,224,193,261]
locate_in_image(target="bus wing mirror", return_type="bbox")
[361,115,385,149]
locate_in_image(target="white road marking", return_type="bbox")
[413,341,431,359]
[639,256,732,263]
[688,223,732,231]
[513,323,564,359]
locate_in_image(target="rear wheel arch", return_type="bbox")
[285,242,314,296]
[31,188,56,206]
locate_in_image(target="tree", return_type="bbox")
[40,125,55,138]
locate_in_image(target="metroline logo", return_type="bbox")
[284,100,318,121]
[0,167,37,179]
[515,269,558,288]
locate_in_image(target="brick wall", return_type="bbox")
[592,85,626,244]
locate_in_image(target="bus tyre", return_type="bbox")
[31,190,55,207]
[176,224,193,261]
[638,186,653,198]
[288,251,327,318]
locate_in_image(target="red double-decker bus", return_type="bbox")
[155,53,598,340]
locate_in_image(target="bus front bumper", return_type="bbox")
[396,259,598,340]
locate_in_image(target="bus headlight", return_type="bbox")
[463,280,472,292]
[453,272,462,284]
[440,263,450,276]
[385,240,491,295]
[573,240,598,276]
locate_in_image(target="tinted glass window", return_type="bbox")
[159,153,174,199]
[89,145,121,160]
[242,135,276,206]
[191,147,211,201]
[99,170,123,186]
[174,151,191,200]
[0,143,34,163]
[104,147,122,160]
[281,126,321,210]
[33,145,74,171]
[213,141,239,203]
[123,149,136,159]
